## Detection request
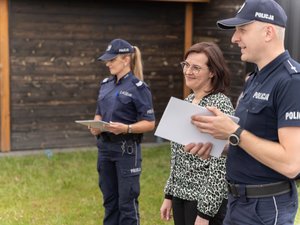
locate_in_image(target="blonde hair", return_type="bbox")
[130,46,144,81]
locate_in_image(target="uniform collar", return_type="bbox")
[115,72,133,84]
[255,51,290,84]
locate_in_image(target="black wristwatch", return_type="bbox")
[229,127,244,146]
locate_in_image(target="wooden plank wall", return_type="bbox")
[193,0,245,105]
[9,0,185,150]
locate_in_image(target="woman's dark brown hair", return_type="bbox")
[184,42,230,94]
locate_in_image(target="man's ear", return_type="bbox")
[265,25,275,42]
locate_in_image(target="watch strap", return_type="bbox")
[228,126,244,146]
[234,127,243,137]
[128,124,132,133]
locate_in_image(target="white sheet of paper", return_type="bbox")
[75,120,109,130]
[154,97,239,157]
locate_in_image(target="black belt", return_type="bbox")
[100,132,142,143]
[227,181,291,198]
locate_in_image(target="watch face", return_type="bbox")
[229,134,239,146]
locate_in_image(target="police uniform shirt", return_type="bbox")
[95,72,155,125]
[227,51,300,184]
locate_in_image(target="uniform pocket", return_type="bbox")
[118,153,142,201]
[120,145,142,178]
[120,157,142,178]
[248,101,267,114]
[118,94,132,105]
[246,101,272,137]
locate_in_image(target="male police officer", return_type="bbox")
[185,0,300,224]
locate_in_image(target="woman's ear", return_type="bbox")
[122,55,131,66]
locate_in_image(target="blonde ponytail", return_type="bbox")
[130,46,144,81]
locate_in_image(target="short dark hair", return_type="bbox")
[184,42,230,94]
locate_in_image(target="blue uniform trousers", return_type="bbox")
[223,181,298,225]
[97,140,141,225]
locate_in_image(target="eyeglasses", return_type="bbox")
[180,61,208,75]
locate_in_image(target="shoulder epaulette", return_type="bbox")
[284,59,300,75]
[135,80,144,87]
[132,78,146,88]
[101,77,114,84]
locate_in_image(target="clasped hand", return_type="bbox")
[184,106,238,159]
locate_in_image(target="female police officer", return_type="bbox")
[90,39,155,225]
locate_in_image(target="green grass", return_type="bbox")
[0,145,171,225]
[0,144,299,225]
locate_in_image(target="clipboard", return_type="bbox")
[75,120,109,130]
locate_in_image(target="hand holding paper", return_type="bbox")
[190,106,239,140]
[154,97,239,157]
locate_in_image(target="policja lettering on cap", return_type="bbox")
[98,38,134,61]
[216,0,287,29]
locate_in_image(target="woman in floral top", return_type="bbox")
[160,42,234,225]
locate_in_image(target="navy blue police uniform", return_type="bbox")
[225,51,300,224]
[95,72,155,225]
